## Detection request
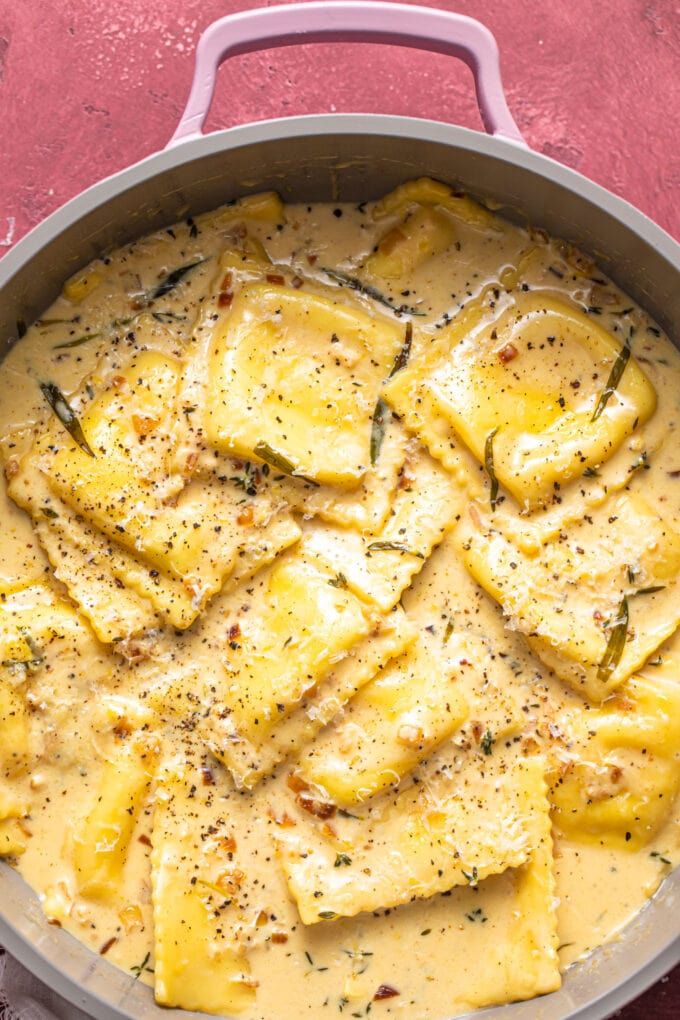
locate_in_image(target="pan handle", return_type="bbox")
[167,1,525,147]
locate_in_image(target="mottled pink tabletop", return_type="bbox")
[0,0,678,1016]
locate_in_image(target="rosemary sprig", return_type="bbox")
[370,398,389,465]
[389,321,413,377]
[592,333,632,421]
[53,331,102,350]
[40,382,95,457]
[321,267,423,315]
[147,259,206,302]
[485,428,500,510]
[597,596,629,682]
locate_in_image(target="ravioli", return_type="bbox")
[205,282,405,487]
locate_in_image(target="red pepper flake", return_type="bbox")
[266,273,286,285]
[221,271,233,290]
[307,253,318,265]
[201,767,215,786]
[297,793,336,819]
[138,833,152,847]
[271,931,289,944]
[218,291,233,308]
[374,984,400,1001]
[228,623,241,642]
[498,343,518,363]
[99,937,117,956]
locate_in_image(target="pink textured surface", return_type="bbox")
[0,1,679,1017]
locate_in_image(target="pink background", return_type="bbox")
[0,0,678,1015]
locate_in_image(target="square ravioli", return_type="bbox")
[458,491,680,701]
[385,292,656,509]
[276,755,549,923]
[191,546,413,787]
[204,282,405,487]
[297,631,470,806]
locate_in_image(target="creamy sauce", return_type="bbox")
[0,183,679,1019]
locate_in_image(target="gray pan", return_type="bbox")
[1,4,678,1018]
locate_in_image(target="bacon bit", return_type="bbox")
[138,833,152,847]
[228,623,241,641]
[307,253,318,265]
[266,273,286,285]
[216,868,245,895]
[221,271,233,290]
[132,413,160,436]
[498,343,518,364]
[287,773,310,794]
[521,735,540,755]
[3,457,19,481]
[268,808,297,828]
[184,579,202,601]
[237,505,254,527]
[297,793,336,819]
[111,375,127,390]
[201,766,215,786]
[271,931,288,944]
[321,823,338,840]
[220,835,237,853]
[218,291,233,308]
[47,918,62,928]
[470,720,483,742]
[99,936,117,956]
[184,450,199,477]
[256,909,268,927]
[374,985,400,1001]
[291,275,304,289]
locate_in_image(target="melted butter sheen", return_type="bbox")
[0,182,678,1019]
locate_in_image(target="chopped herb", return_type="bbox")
[366,541,424,558]
[41,506,59,519]
[334,852,352,867]
[650,851,672,865]
[592,333,631,421]
[338,808,359,819]
[131,951,152,979]
[342,949,374,958]
[253,440,319,486]
[389,321,413,377]
[420,928,431,936]
[462,865,479,887]
[321,267,423,315]
[151,310,187,323]
[597,596,629,683]
[53,331,101,350]
[583,465,600,478]
[465,907,488,923]
[443,618,454,644]
[305,950,314,966]
[328,572,348,589]
[485,427,500,509]
[147,259,206,301]
[629,450,650,474]
[480,729,494,755]
[632,585,666,596]
[40,382,95,457]
[627,565,638,584]
[370,398,389,464]
[318,910,337,920]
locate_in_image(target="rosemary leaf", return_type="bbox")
[389,321,413,377]
[53,332,101,350]
[366,541,424,558]
[253,440,319,486]
[597,596,629,683]
[40,382,95,458]
[321,267,423,315]
[485,428,500,510]
[592,334,632,421]
[632,585,666,597]
[370,398,388,465]
[148,259,206,302]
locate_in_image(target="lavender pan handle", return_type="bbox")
[168,1,525,147]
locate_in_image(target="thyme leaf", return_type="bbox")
[40,382,95,457]
[321,267,423,315]
[632,585,666,596]
[389,321,413,377]
[485,428,500,509]
[334,853,352,867]
[370,398,389,465]
[131,951,152,979]
[592,334,632,421]
[480,729,494,755]
[328,572,348,589]
[318,910,337,920]
[597,596,629,682]
[253,441,319,486]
